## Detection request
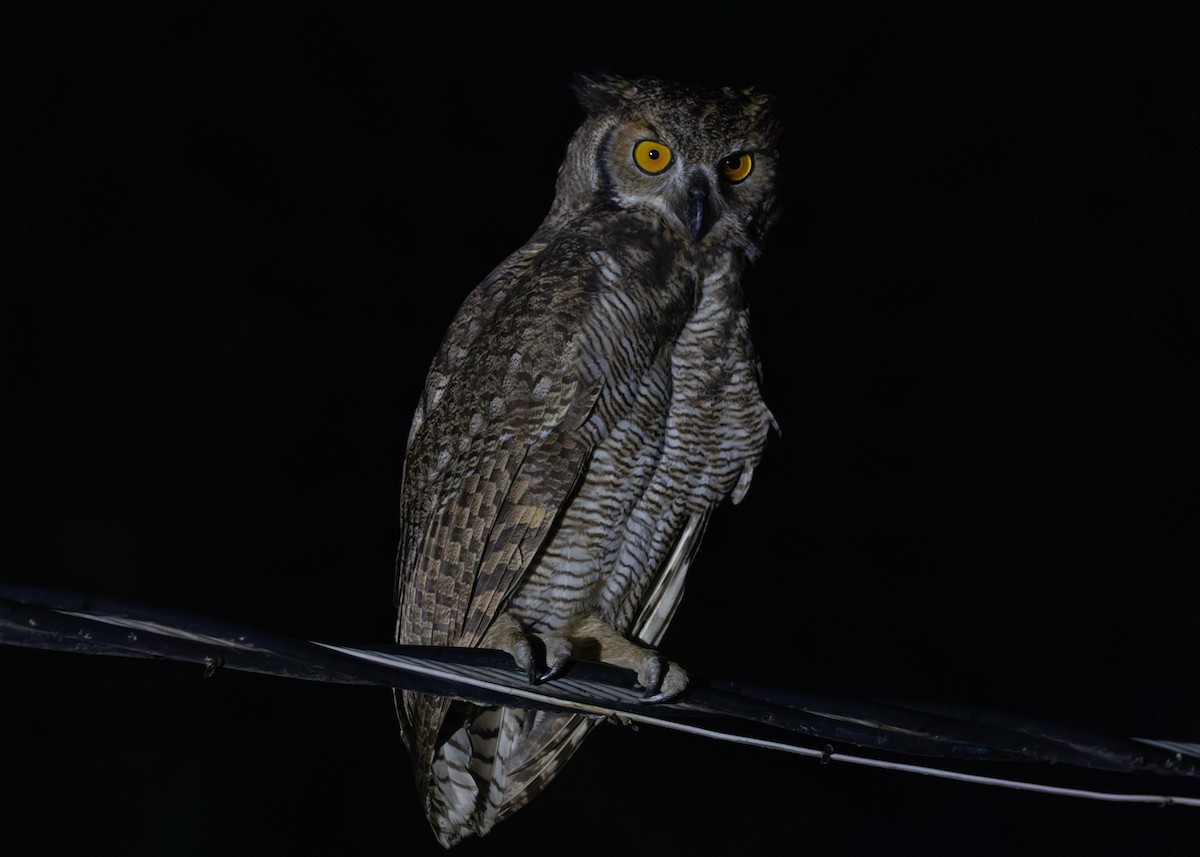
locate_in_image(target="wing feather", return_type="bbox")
[392,210,769,839]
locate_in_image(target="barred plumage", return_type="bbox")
[395,72,781,847]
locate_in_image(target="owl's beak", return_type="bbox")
[684,175,712,241]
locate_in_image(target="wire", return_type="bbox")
[3,582,1198,807]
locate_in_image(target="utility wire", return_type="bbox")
[3,583,1198,807]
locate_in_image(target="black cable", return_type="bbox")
[3,583,1198,789]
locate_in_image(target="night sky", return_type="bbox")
[3,3,1198,855]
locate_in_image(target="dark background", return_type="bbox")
[3,2,1198,855]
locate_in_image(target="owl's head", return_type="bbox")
[550,72,781,257]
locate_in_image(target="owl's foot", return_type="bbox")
[568,614,688,703]
[481,612,573,683]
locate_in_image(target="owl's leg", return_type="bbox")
[568,614,688,702]
[481,611,574,684]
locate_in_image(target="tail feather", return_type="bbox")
[407,697,599,846]
[427,726,478,847]
[498,710,597,819]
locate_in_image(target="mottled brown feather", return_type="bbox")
[394,73,780,847]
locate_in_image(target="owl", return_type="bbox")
[395,72,780,847]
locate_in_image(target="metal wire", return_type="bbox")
[3,582,1198,807]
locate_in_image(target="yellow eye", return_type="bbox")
[633,140,673,175]
[720,152,754,183]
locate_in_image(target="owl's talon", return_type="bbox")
[510,638,536,681]
[535,635,574,683]
[566,614,690,702]
[636,655,665,697]
[483,614,540,680]
[481,615,577,684]
[641,661,688,703]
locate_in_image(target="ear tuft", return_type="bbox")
[570,70,634,113]
[740,87,782,141]
[740,86,777,114]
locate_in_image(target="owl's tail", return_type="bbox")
[407,697,597,848]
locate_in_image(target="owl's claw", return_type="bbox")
[515,630,573,683]
[485,612,687,697]
[636,654,665,696]
[535,634,574,683]
[481,613,575,685]
[636,656,688,703]
[482,613,536,680]
[506,633,573,684]
[506,636,538,683]
[566,614,689,703]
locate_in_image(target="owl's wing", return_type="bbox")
[630,507,712,646]
[392,245,617,830]
[398,397,598,651]
[395,236,614,654]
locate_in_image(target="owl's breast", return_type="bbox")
[509,240,771,633]
[651,249,773,508]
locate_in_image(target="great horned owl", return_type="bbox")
[395,72,780,847]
